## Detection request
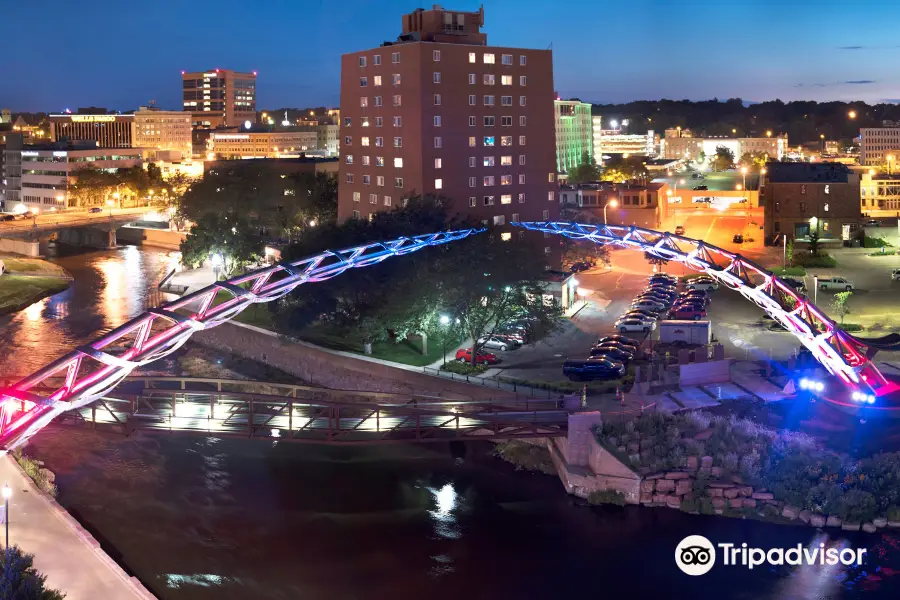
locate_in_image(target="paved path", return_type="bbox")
[0,455,153,599]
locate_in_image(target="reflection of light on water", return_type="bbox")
[433,483,456,518]
[427,483,461,541]
[23,300,44,321]
[773,533,852,598]
[165,573,232,588]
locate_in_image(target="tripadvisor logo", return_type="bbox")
[675,535,867,576]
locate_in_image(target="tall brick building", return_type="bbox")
[337,5,559,233]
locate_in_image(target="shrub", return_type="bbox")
[440,361,487,375]
[588,489,627,506]
[697,498,716,515]
[11,449,57,497]
[0,546,65,600]
[887,506,900,521]
[771,266,807,277]
[493,441,556,475]
[863,236,891,248]
[794,253,837,268]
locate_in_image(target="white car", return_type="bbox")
[817,276,854,291]
[477,335,517,351]
[631,298,667,311]
[615,317,657,333]
[892,269,900,281]
[686,278,719,292]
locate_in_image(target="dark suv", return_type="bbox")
[563,358,625,381]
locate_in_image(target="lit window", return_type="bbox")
[375,137,383,147]
[343,117,351,127]
[359,57,367,67]
[394,157,403,168]
[519,135,526,145]
[512,213,519,222]
[501,116,512,127]
[484,195,495,205]
[518,193,525,203]
[484,53,495,64]
[519,174,525,184]
[392,95,401,107]
[519,116,527,126]
[469,116,476,127]
[362,156,370,166]
[469,52,476,63]
[434,116,442,127]
[369,193,377,204]
[360,77,368,87]
[384,196,391,206]
[501,75,512,85]
[433,49,441,62]
[520,75,527,86]
[433,72,441,83]
[501,175,512,186]
[435,178,443,189]
[469,196,477,207]
[469,137,477,147]
[376,175,384,186]
[392,52,400,64]
[434,158,442,169]
[484,136,495,146]
[394,177,404,188]
[434,137,442,148]
[392,74,401,85]
[501,96,512,106]
[520,96,527,107]
[393,116,402,127]
[501,194,512,204]
[376,156,384,166]
[469,176,476,187]
[469,157,476,167]
[549,172,555,182]
[548,191,555,201]
[360,97,368,108]
[484,74,496,85]
[484,176,495,186]
[484,156,495,167]
[374,96,382,107]
[345,155,354,164]
[361,117,370,127]
[502,54,513,65]
[484,116,495,127]
[484,95,495,106]
[520,55,527,66]
[393,136,402,147]
[361,137,370,147]
[353,191,360,202]
[501,136,512,146]
[501,156,512,166]
[468,73,476,85]
[373,75,382,86]
[373,55,381,65]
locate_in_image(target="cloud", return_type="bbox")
[795,80,875,88]
[837,44,900,50]
[838,46,864,50]
[846,80,875,84]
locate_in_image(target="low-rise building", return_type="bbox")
[860,170,900,217]
[859,127,900,167]
[661,130,787,162]
[762,162,860,242]
[203,157,339,178]
[132,107,192,160]
[208,129,319,159]
[592,117,655,161]
[555,99,593,175]
[317,124,340,157]
[50,113,133,148]
[560,181,669,229]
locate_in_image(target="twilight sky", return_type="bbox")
[3,0,900,112]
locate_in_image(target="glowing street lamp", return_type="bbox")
[603,199,618,225]
[848,110,857,119]
[888,154,895,175]
[439,314,451,367]
[766,130,772,138]
[740,166,748,190]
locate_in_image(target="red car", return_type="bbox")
[455,348,500,365]
[669,305,707,320]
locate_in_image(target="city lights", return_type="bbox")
[798,378,825,393]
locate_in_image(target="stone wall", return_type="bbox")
[192,322,518,400]
[0,238,39,257]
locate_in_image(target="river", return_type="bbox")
[2,244,900,599]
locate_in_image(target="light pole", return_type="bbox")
[888,155,895,176]
[603,198,618,225]
[3,483,10,551]
[740,166,748,190]
[439,314,451,367]
[106,199,114,217]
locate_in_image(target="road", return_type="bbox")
[0,208,152,236]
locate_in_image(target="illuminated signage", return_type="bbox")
[21,151,39,157]
[53,151,68,157]
[203,73,217,77]
[70,115,117,123]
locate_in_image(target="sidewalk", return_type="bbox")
[0,455,154,600]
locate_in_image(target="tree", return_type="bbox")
[67,166,119,208]
[739,151,768,170]
[179,213,263,277]
[568,152,601,184]
[0,545,65,600]
[786,239,794,267]
[644,251,670,271]
[808,227,821,257]
[709,145,736,171]
[831,291,852,325]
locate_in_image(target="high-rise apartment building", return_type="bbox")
[50,113,134,147]
[554,99,592,175]
[859,127,900,167]
[337,5,558,229]
[132,107,193,159]
[182,69,257,129]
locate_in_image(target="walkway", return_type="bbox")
[0,455,154,599]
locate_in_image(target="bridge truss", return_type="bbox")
[515,221,893,399]
[0,228,482,452]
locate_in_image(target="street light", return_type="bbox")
[766,130,772,138]
[603,199,618,225]
[2,483,10,551]
[848,110,857,119]
[211,253,224,281]
[740,166,748,190]
[439,314,451,367]
[106,199,114,217]
[888,154,895,175]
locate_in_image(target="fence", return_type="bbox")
[597,402,659,425]
[422,367,555,398]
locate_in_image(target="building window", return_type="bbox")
[548,191,555,202]
[369,193,377,204]
[519,155,526,165]
[501,96,512,106]
[375,136,383,147]
[469,196,476,207]
[519,135,526,145]
[501,155,512,166]
[484,53,495,64]
[799,201,806,212]
[501,116,512,127]
[484,195,495,205]
[394,157,403,168]
[548,172,555,182]
[373,75,382,86]
[484,136,495,146]
[434,116,442,127]
[395,177,404,188]
[392,52,400,64]
[362,156,370,165]
[393,116,402,127]
[501,75,512,85]
[373,55,381,65]
[484,156,495,167]
[501,136,512,146]
[344,136,352,145]
[520,55,527,66]
[542,210,550,220]
[360,77,368,87]
[360,97,368,108]
[494,215,506,226]
[469,176,476,187]
[433,49,441,61]
[518,193,525,203]
[434,158,442,169]
[519,96,527,106]
[434,137,442,148]
[484,74,496,85]
[375,116,383,127]
[392,73,401,85]
[376,175,385,186]
[484,95,495,106]
[469,157,476,167]
[468,73,476,85]
[501,175,512,186]
[469,94,476,106]
[519,116,527,126]
[520,75,527,86]
[434,72,441,84]
[363,175,371,185]
[519,174,526,184]
[352,209,360,219]
[469,52,476,63]
[434,178,443,189]
[469,137,477,147]
[361,136,370,146]
[502,54,513,65]
[359,56,367,67]
[344,117,351,127]
[353,192,360,202]
[512,213,520,222]
[390,95,402,107]
[484,176,495,186]
[469,116,476,127]
[361,117,370,127]
[374,96,383,107]
[376,156,384,166]
[484,116,495,127]
[345,154,353,164]
[384,196,391,206]
[345,173,355,184]
[501,194,512,204]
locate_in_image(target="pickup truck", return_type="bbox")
[817,276,854,291]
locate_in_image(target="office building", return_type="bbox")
[317,124,340,157]
[337,5,558,234]
[50,113,134,147]
[592,116,655,161]
[762,162,860,241]
[182,69,257,128]
[2,137,142,212]
[132,107,193,159]
[661,130,787,163]
[208,129,319,159]
[554,99,592,174]
[859,127,900,167]
[860,170,900,217]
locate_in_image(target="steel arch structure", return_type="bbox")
[515,221,892,398]
[0,228,482,452]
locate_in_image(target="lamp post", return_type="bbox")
[106,199,114,218]
[439,314,451,367]
[740,166,748,190]
[2,483,10,551]
[603,198,618,225]
[888,154,895,176]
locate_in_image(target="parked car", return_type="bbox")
[677,290,710,305]
[635,295,672,308]
[597,334,640,349]
[780,278,806,294]
[570,261,593,273]
[497,323,530,341]
[0,214,15,221]
[692,172,703,179]
[647,282,677,292]
[594,342,643,361]
[624,308,658,320]
[670,305,707,320]
[686,278,719,291]
[455,348,500,365]
[732,234,744,244]
[866,219,881,227]
[631,299,667,312]
[615,317,656,333]
[693,185,708,191]
[674,225,685,235]
[589,346,634,364]
[817,276,854,291]
[892,269,900,281]
[563,358,626,381]
[477,335,518,351]
[493,333,524,346]
[644,286,676,298]
[88,207,103,213]
[650,273,677,283]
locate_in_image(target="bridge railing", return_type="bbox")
[422,367,556,398]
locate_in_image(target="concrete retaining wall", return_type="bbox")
[116,227,185,250]
[0,237,39,257]
[192,322,516,400]
[679,359,731,386]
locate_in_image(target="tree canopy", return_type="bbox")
[0,545,65,600]
[567,152,602,184]
[709,145,736,171]
[179,213,263,277]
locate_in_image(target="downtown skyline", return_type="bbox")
[4,0,900,113]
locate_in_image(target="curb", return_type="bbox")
[5,455,157,599]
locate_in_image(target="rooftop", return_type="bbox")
[765,162,853,183]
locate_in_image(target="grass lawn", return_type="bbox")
[0,275,69,314]
[0,255,67,277]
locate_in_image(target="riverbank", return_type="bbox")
[0,254,72,316]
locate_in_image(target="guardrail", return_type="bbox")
[422,367,555,398]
